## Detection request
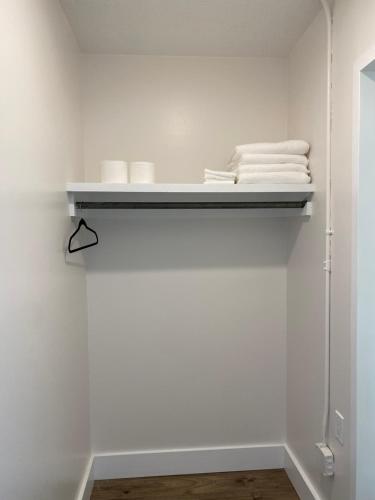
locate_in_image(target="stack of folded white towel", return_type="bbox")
[228,140,311,184]
[203,168,236,184]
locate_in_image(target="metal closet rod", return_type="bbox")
[75,201,307,210]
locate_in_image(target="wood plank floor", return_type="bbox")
[91,469,299,500]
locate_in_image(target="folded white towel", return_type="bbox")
[204,169,236,179]
[205,177,235,182]
[205,175,236,181]
[232,140,310,159]
[235,164,309,174]
[204,179,235,184]
[237,172,311,184]
[229,154,309,169]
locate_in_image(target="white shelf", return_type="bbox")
[67,183,315,218]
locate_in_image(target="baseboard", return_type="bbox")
[284,445,322,500]
[76,455,95,500]
[77,443,323,500]
[93,444,285,480]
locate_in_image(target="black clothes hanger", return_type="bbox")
[68,218,99,253]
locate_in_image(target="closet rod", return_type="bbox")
[75,201,307,210]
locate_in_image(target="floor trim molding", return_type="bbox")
[76,455,94,500]
[93,444,285,480]
[284,445,323,500]
[77,444,323,500]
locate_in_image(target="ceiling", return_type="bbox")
[60,0,322,57]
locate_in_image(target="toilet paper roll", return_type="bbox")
[130,162,155,184]
[101,160,128,183]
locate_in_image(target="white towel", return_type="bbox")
[204,179,235,184]
[232,140,310,159]
[237,172,311,184]
[235,164,309,175]
[228,154,309,169]
[204,169,236,179]
[205,175,236,181]
[205,176,236,181]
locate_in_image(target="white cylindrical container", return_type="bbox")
[101,160,128,183]
[129,162,155,184]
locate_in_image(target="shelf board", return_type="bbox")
[67,183,315,218]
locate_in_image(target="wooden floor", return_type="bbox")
[91,469,299,500]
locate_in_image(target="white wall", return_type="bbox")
[82,55,288,182]
[82,55,289,452]
[289,1,375,499]
[286,10,330,498]
[0,1,90,499]
[331,1,375,499]
[86,216,287,452]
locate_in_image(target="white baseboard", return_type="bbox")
[76,456,94,500]
[93,444,285,480]
[284,445,322,500]
[76,444,323,500]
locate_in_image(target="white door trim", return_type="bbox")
[351,43,375,500]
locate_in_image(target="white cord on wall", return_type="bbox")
[320,0,334,448]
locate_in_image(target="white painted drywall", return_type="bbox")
[86,216,287,452]
[330,1,375,499]
[0,1,90,499]
[286,10,330,499]
[288,1,375,499]
[82,55,288,183]
[60,0,321,57]
[357,68,375,500]
[82,55,289,452]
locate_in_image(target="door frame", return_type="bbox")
[351,44,375,500]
